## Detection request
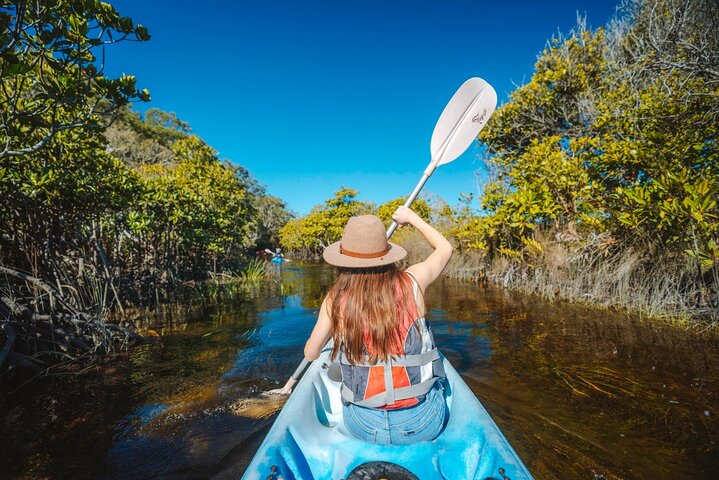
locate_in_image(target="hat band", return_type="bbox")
[339,244,391,259]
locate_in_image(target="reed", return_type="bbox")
[240,257,271,283]
[392,228,718,325]
[203,257,273,302]
[282,224,716,324]
[0,261,141,378]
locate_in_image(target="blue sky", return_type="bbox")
[106,0,619,214]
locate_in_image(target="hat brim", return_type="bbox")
[322,241,406,268]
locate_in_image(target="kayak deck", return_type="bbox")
[243,348,533,479]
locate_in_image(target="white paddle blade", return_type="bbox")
[429,77,497,169]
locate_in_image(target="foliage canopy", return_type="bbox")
[461,0,719,268]
[0,1,290,305]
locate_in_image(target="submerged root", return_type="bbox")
[1,265,142,379]
[553,364,642,400]
[229,396,286,420]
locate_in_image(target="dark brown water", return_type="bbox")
[1,263,717,479]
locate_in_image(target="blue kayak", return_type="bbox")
[243,347,534,479]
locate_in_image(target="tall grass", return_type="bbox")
[49,257,113,320]
[240,257,270,283]
[393,228,718,325]
[204,257,273,301]
[0,258,141,378]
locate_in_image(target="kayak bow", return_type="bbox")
[243,347,533,479]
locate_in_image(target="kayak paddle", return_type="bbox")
[386,76,497,238]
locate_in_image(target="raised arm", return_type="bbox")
[392,206,453,293]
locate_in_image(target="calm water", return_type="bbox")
[1,263,717,479]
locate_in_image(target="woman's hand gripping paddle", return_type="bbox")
[386,77,497,238]
[263,77,498,397]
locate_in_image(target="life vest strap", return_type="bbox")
[341,376,440,408]
[339,348,439,368]
[384,357,396,405]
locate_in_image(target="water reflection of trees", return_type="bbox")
[107,277,306,409]
[3,266,717,479]
[280,263,336,310]
[426,277,719,479]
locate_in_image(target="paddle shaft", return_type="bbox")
[386,171,432,239]
[291,358,310,381]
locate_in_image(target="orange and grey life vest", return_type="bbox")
[339,275,445,410]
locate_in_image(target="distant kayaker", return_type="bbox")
[264,247,285,263]
[268,206,452,444]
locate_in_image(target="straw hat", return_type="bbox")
[323,215,407,268]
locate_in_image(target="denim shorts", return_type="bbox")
[343,382,447,445]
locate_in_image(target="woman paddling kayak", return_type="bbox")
[268,206,452,444]
[264,247,286,264]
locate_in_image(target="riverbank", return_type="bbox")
[398,227,719,328]
[1,96,291,379]
[0,258,279,381]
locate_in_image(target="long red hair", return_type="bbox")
[327,264,422,364]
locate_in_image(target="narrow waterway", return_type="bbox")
[1,263,717,479]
